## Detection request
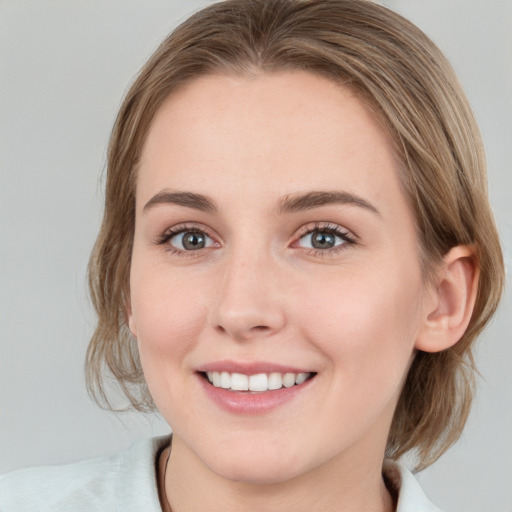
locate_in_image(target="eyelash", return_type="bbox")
[155,223,217,257]
[294,222,357,256]
[155,222,357,257]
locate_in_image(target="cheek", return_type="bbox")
[130,268,211,419]
[134,290,201,352]
[298,266,423,384]
[129,260,209,373]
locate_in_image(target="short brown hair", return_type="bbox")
[86,0,504,469]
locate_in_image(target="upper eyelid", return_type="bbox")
[155,220,357,247]
[165,222,213,235]
[155,222,218,245]
[294,222,357,240]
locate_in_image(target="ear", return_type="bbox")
[126,302,138,338]
[415,246,479,353]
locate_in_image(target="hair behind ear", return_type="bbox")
[387,348,476,470]
[387,245,481,469]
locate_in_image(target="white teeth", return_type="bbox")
[230,373,249,391]
[205,371,312,392]
[249,373,268,392]
[295,372,308,385]
[268,372,283,390]
[282,373,295,388]
[220,371,231,389]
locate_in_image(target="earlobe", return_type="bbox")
[126,304,138,337]
[128,315,138,337]
[415,246,479,353]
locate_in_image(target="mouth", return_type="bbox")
[200,371,316,392]
[197,363,317,413]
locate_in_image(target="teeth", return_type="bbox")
[220,371,231,389]
[295,372,308,385]
[268,372,282,390]
[282,373,295,388]
[205,371,311,392]
[249,373,268,392]
[231,373,249,391]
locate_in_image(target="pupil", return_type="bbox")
[183,232,205,250]
[312,230,335,249]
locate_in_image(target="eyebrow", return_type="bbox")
[276,191,380,216]
[142,189,380,216]
[143,190,217,213]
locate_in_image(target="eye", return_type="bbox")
[167,229,215,251]
[295,224,356,251]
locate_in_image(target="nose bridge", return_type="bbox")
[210,241,286,340]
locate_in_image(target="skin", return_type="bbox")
[128,71,473,511]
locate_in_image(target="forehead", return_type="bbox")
[137,71,406,217]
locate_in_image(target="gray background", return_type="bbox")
[1,1,510,511]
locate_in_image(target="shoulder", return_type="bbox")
[383,460,443,512]
[0,435,170,512]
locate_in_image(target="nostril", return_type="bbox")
[211,306,286,340]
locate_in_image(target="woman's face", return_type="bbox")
[129,71,434,484]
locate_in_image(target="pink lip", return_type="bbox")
[196,361,316,415]
[197,360,312,375]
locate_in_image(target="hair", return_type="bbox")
[86,0,504,470]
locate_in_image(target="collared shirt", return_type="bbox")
[0,436,441,511]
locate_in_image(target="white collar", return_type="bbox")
[383,459,442,512]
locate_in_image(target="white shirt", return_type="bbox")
[0,436,442,511]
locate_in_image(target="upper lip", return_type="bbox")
[197,360,313,375]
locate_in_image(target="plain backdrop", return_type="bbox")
[1,1,511,511]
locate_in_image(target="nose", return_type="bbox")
[209,249,287,342]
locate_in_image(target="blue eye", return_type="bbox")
[169,230,214,251]
[297,227,352,250]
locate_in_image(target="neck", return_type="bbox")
[162,436,394,512]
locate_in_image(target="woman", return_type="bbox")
[0,0,504,510]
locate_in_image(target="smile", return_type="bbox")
[205,371,313,392]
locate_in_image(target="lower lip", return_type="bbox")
[198,374,315,415]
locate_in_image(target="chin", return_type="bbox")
[212,460,302,486]
[201,437,316,486]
